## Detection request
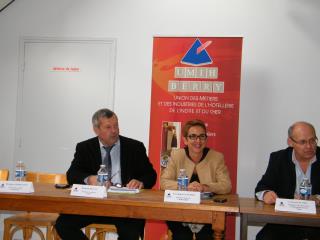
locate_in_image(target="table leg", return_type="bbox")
[212,212,225,240]
[240,213,248,240]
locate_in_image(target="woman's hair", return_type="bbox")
[182,119,207,137]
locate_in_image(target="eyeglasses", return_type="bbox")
[290,137,318,146]
[187,134,207,141]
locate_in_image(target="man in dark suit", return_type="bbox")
[255,121,320,240]
[55,108,157,240]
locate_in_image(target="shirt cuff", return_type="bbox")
[256,190,267,201]
[84,177,89,184]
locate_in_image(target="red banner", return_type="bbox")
[146,37,242,240]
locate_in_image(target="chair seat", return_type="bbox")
[5,212,59,225]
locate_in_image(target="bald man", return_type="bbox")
[255,121,320,240]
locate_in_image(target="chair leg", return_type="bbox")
[51,225,60,240]
[97,228,106,240]
[9,227,19,240]
[3,221,11,240]
[85,226,91,239]
[101,231,106,240]
[90,228,109,240]
[23,227,33,240]
[9,226,45,240]
[46,226,54,240]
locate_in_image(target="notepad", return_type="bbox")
[107,186,140,194]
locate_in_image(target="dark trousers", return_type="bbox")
[256,224,320,240]
[167,221,213,240]
[55,214,144,240]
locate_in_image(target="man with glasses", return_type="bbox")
[161,119,231,240]
[255,121,320,240]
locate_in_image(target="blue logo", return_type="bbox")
[181,39,213,66]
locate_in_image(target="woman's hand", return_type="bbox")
[187,181,209,192]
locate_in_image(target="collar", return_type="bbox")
[184,146,209,163]
[98,138,120,148]
[291,150,317,165]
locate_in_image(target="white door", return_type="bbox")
[14,38,116,174]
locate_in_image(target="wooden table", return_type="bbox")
[0,183,239,240]
[240,197,320,240]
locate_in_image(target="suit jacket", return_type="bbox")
[67,136,157,189]
[255,147,320,198]
[160,148,232,194]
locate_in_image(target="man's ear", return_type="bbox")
[287,137,293,147]
[93,126,99,135]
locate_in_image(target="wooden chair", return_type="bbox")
[85,223,117,240]
[3,170,117,240]
[0,168,9,180]
[167,229,196,240]
[3,171,67,240]
[84,223,144,240]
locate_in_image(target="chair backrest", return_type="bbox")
[26,171,67,184]
[0,169,9,180]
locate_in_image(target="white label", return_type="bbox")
[15,169,26,178]
[275,198,316,214]
[0,181,34,193]
[164,190,201,204]
[107,186,140,194]
[70,184,107,198]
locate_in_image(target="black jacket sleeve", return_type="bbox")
[66,138,101,184]
[255,148,296,199]
[119,137,157,189]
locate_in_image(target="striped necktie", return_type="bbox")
[103,145,114,180]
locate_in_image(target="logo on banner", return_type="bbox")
[171,38,222,93]
[181,39,213,66]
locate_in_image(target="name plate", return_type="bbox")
[0,181,34,193]
[164,190,201,204]
[275,198,316,214]
[70,184,107,198]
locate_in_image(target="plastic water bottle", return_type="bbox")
[97,164,109,186]
[299,177,312,200]
[15,160,26,181]
[177,168,188,191]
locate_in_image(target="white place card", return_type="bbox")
[70,184,107,198]
[275,198,316,214]
[107,186,140,194]
[164,190,201,204]
[0,181,34,193]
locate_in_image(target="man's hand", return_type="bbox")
[87,175,112,188]
[126,179,144,189]
[87,175,98,185]
[263,191,278,204]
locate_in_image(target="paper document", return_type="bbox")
[108,186,140,194]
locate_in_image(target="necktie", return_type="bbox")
[103,145,113,181]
